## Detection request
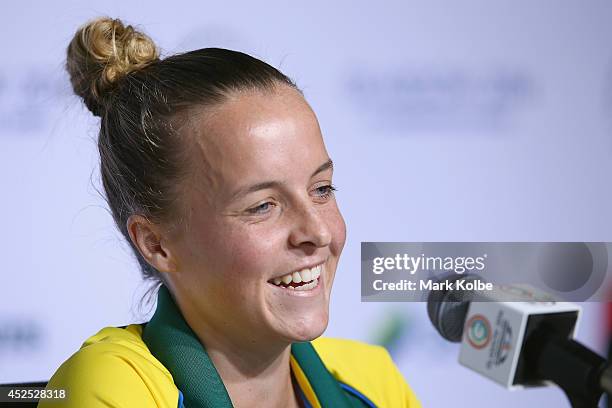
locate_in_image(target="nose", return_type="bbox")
[288,202,332,250]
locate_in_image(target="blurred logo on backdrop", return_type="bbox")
[0,67,68,135]
[344,66,535,133]
[369,306,457,360]
[0,318,43,352]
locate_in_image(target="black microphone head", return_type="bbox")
[427,273,482,342]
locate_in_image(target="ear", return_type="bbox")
[127,214,178,273]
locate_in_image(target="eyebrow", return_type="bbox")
[229,159,334,201]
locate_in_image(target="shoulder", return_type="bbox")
[39,324,179,408]
[311,337,421,408]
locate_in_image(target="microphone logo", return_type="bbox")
[487,314,513,369]
[466,314,492,349]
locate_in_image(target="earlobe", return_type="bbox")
[127,214,178,273]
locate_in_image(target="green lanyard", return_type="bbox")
[142,285,355,408]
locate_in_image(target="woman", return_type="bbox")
[40,17,421,408]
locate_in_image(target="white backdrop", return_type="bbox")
[2,1,612,407]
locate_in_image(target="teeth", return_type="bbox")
[270,264,323,287]
[292,271,302,284]
[295,278,318,291]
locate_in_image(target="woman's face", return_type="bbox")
[167,85,346,346]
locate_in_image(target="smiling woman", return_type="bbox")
[39,16,421,408]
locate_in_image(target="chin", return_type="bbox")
[285,311,329,342]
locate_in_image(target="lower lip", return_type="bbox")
[268,271,324,297]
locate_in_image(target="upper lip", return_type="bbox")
[267,260,326,282]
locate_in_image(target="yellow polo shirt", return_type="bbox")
[39,324,421,407]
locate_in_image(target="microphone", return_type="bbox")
[427,273,610,408]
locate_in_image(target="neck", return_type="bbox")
[177,299,302,408]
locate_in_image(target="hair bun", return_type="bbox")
[66,17,159,116]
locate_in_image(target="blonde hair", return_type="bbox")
[66,17,159,115]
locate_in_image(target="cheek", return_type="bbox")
[214,223,287,282]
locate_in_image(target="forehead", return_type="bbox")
[188,86,329,196]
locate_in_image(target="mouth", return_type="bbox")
[267,263,323,292]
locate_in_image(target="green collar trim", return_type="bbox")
[142,285,354,408]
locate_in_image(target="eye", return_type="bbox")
[313,184,337,199]
[246,201,275,215]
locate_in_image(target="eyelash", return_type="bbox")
[315,184,337,199]
[246,184,338,215]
